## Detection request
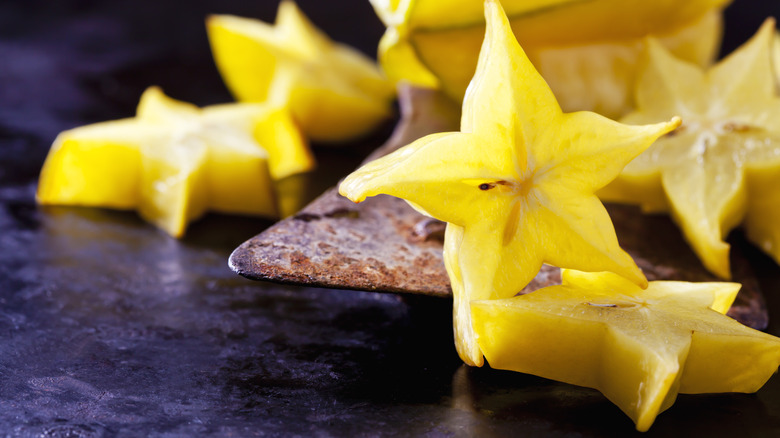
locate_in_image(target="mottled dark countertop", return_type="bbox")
[3,1,780,436]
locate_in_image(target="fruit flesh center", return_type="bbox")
[585,301,640,309]
[476,176,535,246]
[682,119,756,160]
[629,118,762,173]
[477,175,534,196]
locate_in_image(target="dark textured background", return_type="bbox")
[2,1,780,436]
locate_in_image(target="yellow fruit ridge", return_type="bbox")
[774,32,780,88]
[471,269,780,431]
[599,19,780,279]
[340,0,679,367]
[207,0,396,143]
[371,0,729,118]
[37,87,314,238]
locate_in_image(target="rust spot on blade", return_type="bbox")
[231,191,446,296]
[411,218,446,243]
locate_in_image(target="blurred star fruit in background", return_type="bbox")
[208,0,397,143]
[599,20,780,279]
[371,0,730,118]
[37,87,314,237]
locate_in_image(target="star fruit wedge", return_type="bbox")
[340,0,680,367]
[471,269,780,432]
[37,87,314,237]
[599,20,780,279]
[207,0,396,143]
[371,0,729,118]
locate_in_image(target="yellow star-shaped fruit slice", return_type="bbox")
[371,0,729,117]
[207,0,396,142]
[339,0,679,366]
[471,269,780,431]
[37,87,314,237]
[599,20,780,279]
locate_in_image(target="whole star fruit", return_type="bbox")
[339,0,680,367]
[598,19,780,280]
[207,0,396,143]
[471,269,780,432]
[371,0,729,118]
[37,87,314,237]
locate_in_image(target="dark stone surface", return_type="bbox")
[2,0,780,436]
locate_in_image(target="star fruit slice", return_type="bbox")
[471,269,780,432]
[207,0,396,143]
[37,87,314,237]
[598,20,780,279]
[340,0,679,366]
[372,0,728,117]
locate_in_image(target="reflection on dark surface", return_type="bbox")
[445,363,780,437]
[2,0,780,436]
